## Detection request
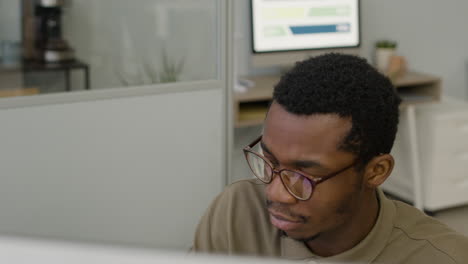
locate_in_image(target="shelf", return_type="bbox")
[234,75,279,102]
[0,59,90,93]
[0,59,89,73]
[234,71,441,127]
[392,72,440,87]
[236,100,270,128]
[0,87,39,98]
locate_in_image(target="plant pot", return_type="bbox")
[375,48,395,73]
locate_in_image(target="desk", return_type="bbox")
[234,71,442,211]
[0,59,90,92]
[235,72,441,127]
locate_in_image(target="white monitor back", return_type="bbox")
[0,236,294,264]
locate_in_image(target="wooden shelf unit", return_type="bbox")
[234,71,441,128]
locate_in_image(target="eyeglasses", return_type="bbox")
[243,135,357,201]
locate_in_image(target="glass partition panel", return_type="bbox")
[0,0,219,97]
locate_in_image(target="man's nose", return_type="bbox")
[265,172,297,204]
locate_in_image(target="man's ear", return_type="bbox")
[363,154,395,188]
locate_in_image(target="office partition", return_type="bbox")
[0,0,233,251]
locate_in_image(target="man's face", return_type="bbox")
[262,102,365,241]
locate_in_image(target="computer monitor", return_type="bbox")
[250,0,361,68]
[0,236,293,264]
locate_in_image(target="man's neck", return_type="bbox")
[305,190,380,257]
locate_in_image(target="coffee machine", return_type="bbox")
[22,0,75,63]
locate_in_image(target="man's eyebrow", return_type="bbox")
[260,141,328,170]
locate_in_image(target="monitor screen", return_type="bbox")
[251,0,360,53]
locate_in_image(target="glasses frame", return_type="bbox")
[243,135,357,201]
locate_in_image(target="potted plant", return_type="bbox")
[375,40,397,73]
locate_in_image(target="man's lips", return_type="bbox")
[268,210,304,231]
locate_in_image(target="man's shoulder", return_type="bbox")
[215,178,267,214]
[199,178,265,217]
[192,178,280,255]
[226,178,265,190]
[388,200,468,263]
[224,178,265,197]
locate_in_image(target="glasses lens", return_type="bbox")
[245,152,272,183]
[280,170,313,200]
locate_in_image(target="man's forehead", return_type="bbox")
[264,103,351,138]
[263,103,352,159]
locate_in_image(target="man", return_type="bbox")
[192,53,468,263]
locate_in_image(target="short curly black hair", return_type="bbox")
[272,53,401,168]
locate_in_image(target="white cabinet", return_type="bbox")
[384,98,468,211]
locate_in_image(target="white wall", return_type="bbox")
[360,0,468,99]
[0,88,224,250]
